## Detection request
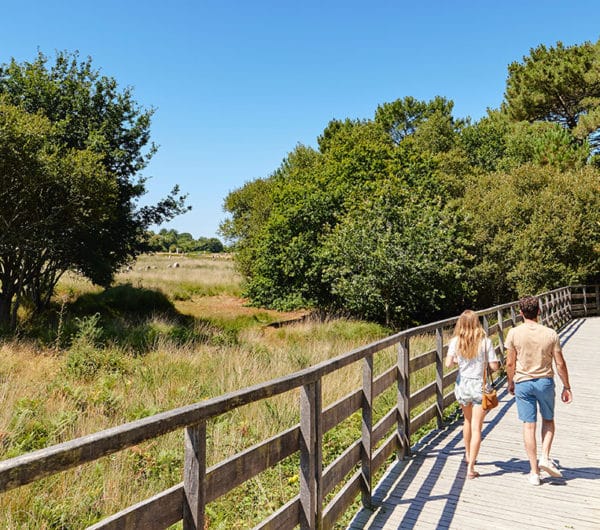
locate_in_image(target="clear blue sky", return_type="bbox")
[2,1,599,239]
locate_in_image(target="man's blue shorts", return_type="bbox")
[514,377,555,423]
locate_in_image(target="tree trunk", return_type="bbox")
[0,291,15,333]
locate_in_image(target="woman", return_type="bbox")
[445,310,499,479]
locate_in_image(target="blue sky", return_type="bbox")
[2,1,599,239]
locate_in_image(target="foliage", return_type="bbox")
[461,164,600,305]
[504,39,600,150]
[223,99,472,324]
[146,228,224,253]
[0,51,188,332]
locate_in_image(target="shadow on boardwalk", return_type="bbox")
[349,317,600,530]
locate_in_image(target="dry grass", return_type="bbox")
[0,253,460,528]
[0,254,394,528]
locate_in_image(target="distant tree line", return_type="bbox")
[146,229,224,253]
[221,39,600,327]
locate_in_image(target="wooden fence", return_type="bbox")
[0,285,598,529]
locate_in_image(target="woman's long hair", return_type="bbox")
[452,310,485,360]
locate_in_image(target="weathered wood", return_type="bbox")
[322,471,362,530]
[205,425,299,503]
[372,407,397,447]
[348,316,600,530]
[409,350,436,372]
[360,355,374,508]
[373,365,397,398]
[322,440,361,498]
[322,390,361,434]
[409,403,437,434]
[372,430,401,472]
[87,483,183,529]
[435,327,443,429]
[253,497,300,530]
[409,381,436,409]
[1,285,597,530]
[300,380,322,530]
[183,421,206,530]
[397,336,410,458]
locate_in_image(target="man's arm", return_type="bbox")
[553,350,573,404]
[505,347,516,394]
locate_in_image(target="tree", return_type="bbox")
[504,39,600,150]
[0,52,187,331]
[460,164,600,305]
[374,96,464,146]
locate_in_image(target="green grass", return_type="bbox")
[0,253,462,529]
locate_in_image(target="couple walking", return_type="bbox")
[444,295,572,484]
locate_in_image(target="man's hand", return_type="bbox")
[508,381,515,395]
[561,388,572,404]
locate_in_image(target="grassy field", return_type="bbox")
[0,253,455,529]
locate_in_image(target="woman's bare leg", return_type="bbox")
[461,404,473,462]
[467,404,485,477]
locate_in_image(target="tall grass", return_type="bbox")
[0,254,458,529]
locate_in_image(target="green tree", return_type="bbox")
[504,39,600,149]
[461,164,600,305]
[0,52,187,331]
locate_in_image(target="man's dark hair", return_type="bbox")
[519,296,540,319]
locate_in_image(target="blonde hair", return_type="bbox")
[452,310,485,360]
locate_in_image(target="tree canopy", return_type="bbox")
[222,39,600,327]
[504,39,600,151]
[0,51,188,331]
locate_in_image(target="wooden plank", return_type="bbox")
[299,380,322,530]
[361,355,374,508]
[409,381,436,409]
[87,483,183,529]
[205,425,299,503]
[409,350,435,372]
[409,403,436,433]
[397,336,410,458]
[322,471,362,530]
[348,315,600,530]
[322,440,361,498]
[322,390,361,434]
[435,327,443,428]
[372,431,400,472]
[373,365,397,398]
[183,422,206,530]
[372,407,397,447]
[253,497,300,530]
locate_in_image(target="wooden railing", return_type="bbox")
[0,285,598,529]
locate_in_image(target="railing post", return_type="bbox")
[300,380,322,530]
[568,287,573,320]
[397,335,410,458]
[435,327,444,429]
[583,285,588,317]
[361,354,374,509]
[183,421,207,530]
[596,285,600,317]
[496,308,505,359]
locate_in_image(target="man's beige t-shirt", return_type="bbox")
[505,322,561,383]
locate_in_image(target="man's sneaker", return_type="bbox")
[528,472,541,486]
[539,458,563,478]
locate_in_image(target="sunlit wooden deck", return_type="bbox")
[348,316,600,530]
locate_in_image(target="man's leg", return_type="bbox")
[541,418,555,461]
[522,422,539,474]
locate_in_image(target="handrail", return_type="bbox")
[0,284,598,529]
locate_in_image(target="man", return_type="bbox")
[505,295,572,486]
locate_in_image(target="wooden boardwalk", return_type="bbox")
[348,317,600,530]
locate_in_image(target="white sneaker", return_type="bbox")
[528,472,541,486]
[539,458,563,478]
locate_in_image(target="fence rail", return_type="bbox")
[1,285,598,529]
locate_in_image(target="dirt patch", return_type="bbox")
[174,295,309,322]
